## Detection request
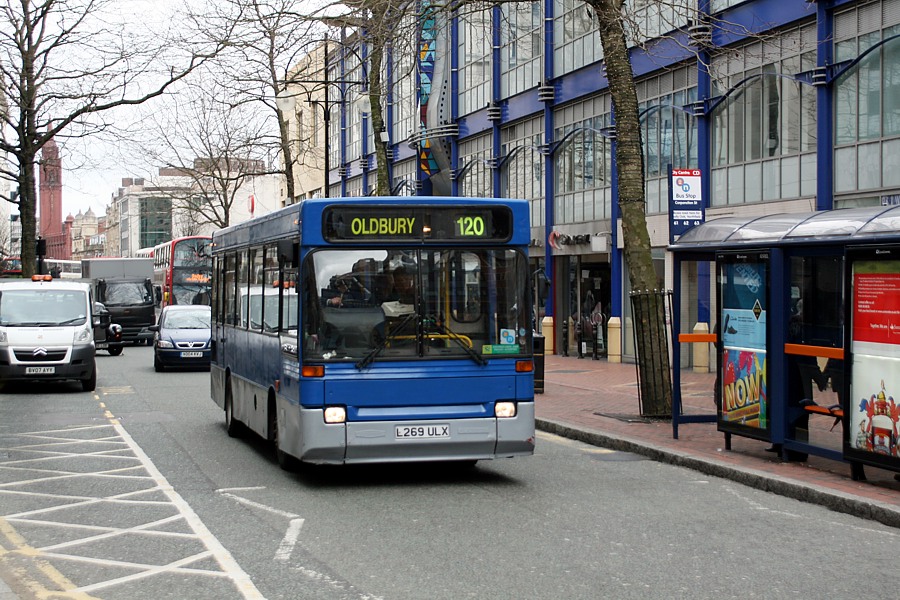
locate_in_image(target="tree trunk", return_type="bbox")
[278,108,297,204]
[592,0,672,414]
[19,164,37,278]
[367,22,391,195]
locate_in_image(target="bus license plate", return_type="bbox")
[25,366,55,375]
[180,351,203,358]
[395,424,450,439]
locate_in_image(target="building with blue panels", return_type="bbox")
[287,0,900,361]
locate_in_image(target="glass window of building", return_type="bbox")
[392,159,417,196]
[139,197,171,250]
[553,0,602,76]
[459,134,493,198]
[834,0,900,204]
[458,4,492,116]
[553,94,613,225]
[710,25,818,207]
[637,65,698,214]
[500,2,543,98]
[501,117,545,226]
[392,17,418,144]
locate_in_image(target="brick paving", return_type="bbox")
[535,354,900,528]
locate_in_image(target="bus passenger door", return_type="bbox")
[213,254,237,387]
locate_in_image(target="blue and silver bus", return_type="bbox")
[210,197,535,467]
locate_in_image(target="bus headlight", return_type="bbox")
[495,402,517,418]
[324,406,346,424]
[0,331,6,344]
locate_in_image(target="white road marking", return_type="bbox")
[217,489,304,562]
[275,518,305,561]
[0,423,265,599]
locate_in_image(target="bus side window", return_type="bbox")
[263,245,280,332]
[281,269,299,332]
[237,249,250,328]
[249,247,264,331]
[224,254,236,326]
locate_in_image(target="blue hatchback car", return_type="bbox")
[150,305,211,372]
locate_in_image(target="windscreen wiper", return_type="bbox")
[355,310,419,370]
[423,315,488,366]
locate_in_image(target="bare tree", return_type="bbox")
[213,0,330,205]
[138,79,274,230]
[0,0,231,277]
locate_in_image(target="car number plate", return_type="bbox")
[25,366,55,374]
[180,351,203,358]
[395,424,450,439]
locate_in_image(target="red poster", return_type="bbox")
[853,272,900,345]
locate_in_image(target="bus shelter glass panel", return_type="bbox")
[302,248,530,363]
[786,255,844,454]
[717,252,770,440]
[844,246,900,471]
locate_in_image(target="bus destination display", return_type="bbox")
[324,205,511,242]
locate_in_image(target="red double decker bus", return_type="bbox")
[145,236,213,306]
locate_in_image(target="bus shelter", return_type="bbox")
[669,206,900,481]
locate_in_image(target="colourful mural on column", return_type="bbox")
[417,0,439,177]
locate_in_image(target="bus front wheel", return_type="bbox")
[271,407,297,471]
[224,383,242,437]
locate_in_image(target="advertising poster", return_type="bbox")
[721,349,768,427]
[718,257,768,435]
[848,259,900,460]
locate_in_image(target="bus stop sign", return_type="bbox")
[669,168,704,243]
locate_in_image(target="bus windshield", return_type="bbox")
[302,248,529,363]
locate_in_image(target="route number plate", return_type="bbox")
[395,424,450,439]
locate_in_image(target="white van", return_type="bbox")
[0,276,98,391]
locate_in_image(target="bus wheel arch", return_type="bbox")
[270,389,297,471]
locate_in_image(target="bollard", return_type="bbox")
[692,322,711,374]
[607,316,621,363]
[575,318,584,358]
[541,316,555,354]
[562,318,569,357]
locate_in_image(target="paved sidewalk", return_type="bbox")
[535,354,900,528]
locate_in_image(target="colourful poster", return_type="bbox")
[721,349,768,427]
[848,357,900,456]
[849,260,900,458]
[720,261,767,350]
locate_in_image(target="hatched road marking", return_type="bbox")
[0,421,264,599]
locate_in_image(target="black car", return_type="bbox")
[150,305,211,371]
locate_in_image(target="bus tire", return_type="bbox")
[82,366,97,392]
[271,406,297,471]
[225,382,242,437]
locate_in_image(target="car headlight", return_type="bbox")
[0,330,7,344]
[157,340,174,349]
[74,327,92,344]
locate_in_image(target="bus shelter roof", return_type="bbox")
[668,205,900,254]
